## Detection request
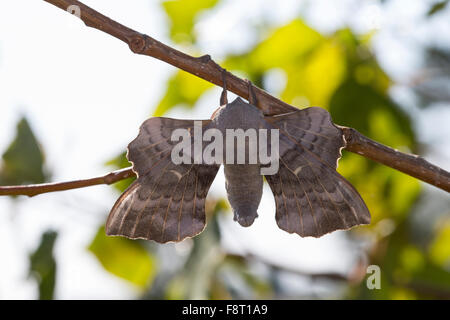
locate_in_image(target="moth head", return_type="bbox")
[211,97,264,133]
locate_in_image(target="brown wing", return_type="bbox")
[106,118,220,243]
[264,107,370,238]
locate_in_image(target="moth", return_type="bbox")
[106,78,370,243]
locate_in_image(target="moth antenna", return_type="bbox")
[247,79,257,106]
[220,68,228,105]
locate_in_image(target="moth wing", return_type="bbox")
[264,107,370,237]
[264,107,345,169]
[106,118,220,243]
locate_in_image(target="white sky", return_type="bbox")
[0,0,449,299]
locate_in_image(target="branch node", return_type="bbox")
[129,35,146,54]
[197,54,211,64]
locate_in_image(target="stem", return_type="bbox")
[342,127,450,192]
[0,168,135,197]
[226,253,349,281]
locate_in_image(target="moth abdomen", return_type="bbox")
[224,164,263,227]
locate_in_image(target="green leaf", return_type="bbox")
[153,70,213,116]
[88,226,157,288]
[0,117,47,185]
[162,0,219,44]
[224,19,324,86]
[429,222,450,267]
[329,80,414,145]
[227,20,322,72]
[280,40,346,107]
[29,230,58,300]
[427,0,449,16]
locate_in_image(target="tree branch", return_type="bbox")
[0,0,446,197]
[0,168,135,197]
[342,127,450,192]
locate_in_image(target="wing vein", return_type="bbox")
[126,152,172,236]
[278,171,291,233]
[177,168,192,241]
[279,158,320,235]
[161,166,194,241]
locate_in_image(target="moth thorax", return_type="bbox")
[212,97,264,132]
[212,97,265,165]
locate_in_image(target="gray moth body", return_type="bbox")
[211,98,265,227]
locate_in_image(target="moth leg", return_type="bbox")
[246,79,257,107]
[220,67,228,105]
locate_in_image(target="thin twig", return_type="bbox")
[0,0,446,197]
[342,127,450,192]
[0,168,135,197]
[226,253,350,282]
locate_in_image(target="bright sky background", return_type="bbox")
[0,0,449,299]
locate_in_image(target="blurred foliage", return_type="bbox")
[430,220,450,268]
[29,231,58,300]
[0,117,47,186]
[352,219,450,299]
[162,0,219,44]
[427,0,449,16]
[88,226,157,288]
[412,47,450,107]
[153,70,214,116]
